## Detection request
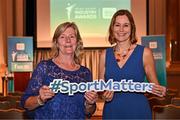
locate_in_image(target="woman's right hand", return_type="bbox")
[151,84,166,97]
[102,91,114,102]
[39,85,55,103]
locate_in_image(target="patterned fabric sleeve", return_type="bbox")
[20,60,48,108]
[85,68,93,82]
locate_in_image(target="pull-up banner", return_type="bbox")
[141,35,167,86]
[8,36,33,72]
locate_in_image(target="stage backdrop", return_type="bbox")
[141,35,167,86]
[37,0,147,48]
[8,36,33,72]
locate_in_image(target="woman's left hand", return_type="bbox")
[152,84,166,97]
[84,91,98,104]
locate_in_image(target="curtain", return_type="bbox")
[33,49,104,80]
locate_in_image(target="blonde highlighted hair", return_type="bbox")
[50,22,83,64]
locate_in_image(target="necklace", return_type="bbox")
[114,44,132,62]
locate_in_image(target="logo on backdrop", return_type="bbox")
[66,3,76,20]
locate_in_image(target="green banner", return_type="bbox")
[141,35,167,86]
[8,36,33,72]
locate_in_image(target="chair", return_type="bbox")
[0,95,21,102]
[166,88,179,98]
[167,88,179,95]
[0,108,26,119]
[162,88,179,104]
[148,96,169,109]
[153,104,180,119]
[0,96,23,110]
[171,97,180,106]
[15,101,24,110]
[9,91,24,96]
[0,101,11,110]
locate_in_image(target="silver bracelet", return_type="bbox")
[37,95,44,106]
[84,100,95,107]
